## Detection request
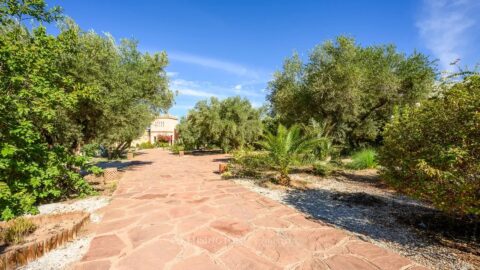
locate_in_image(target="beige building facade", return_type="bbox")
[133,114,179,146]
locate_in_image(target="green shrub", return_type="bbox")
[230,149,269,178]
[313,162,335,176]
[138,141,154,149]
[170,144,185,154]
[0,217,37,245]
[154,141,169,148]
[259,124,321,185]
[302,119,335,161]
[81,144,100,157]
[87,165,104,176]
[0,146,94,220]
[379,76,480,217]
[346,148,378,169]
[221,171,233,179]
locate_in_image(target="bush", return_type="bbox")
[156,135,172,144]
[259,124,322,185]
[302,119,335,161]
[154,141,169,148]
[138,141,154,149]
[379,76,480,217]
[87,165,104,176]
[346,149,378,169]
[0,217,37,245]
[221,171,233,179]
[0,146,94,220]
[230,149,269,178]
[313,162,335,176]
[81,144,100,157]
[170,144,185,154]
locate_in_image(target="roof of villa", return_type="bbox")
[156,114,178,120]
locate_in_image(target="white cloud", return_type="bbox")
[166,71,179,77]
[170,79,222,98]
[417,0,479,72]
[171,79,199,88]
[172,104,194,110]
[176,88,219,98]
[232,84,263,97]
[169,52,261,78]
[171,78,264,98]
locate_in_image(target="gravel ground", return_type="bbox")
[20,196,110,270]
[38,196,109,215]
[232,172,477,270]
[20,236,93,270]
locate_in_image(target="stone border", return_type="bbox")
[0,211,90,270]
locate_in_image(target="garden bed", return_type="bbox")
[231,169,479,270]
[0,212,90,270]
[15,196,111,270]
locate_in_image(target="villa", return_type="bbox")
[133,114,178,145]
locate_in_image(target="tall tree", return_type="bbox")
[177,97,263,152]
[53,23,173,155]
[268,36,436,150]
[0,0,173,219]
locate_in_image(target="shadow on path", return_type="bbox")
[284,187,479,252]
[95,160,153,170]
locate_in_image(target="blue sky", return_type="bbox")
[47,0,480,117]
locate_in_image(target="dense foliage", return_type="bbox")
[0,0,173,219]
[54,22,172,158]
[268,36,436,150]
[379,76,480,217]
[229,149,269,178]
[177,97,263,152]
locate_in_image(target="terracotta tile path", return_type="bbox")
[74,149,428,270]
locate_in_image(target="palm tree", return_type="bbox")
[302,119,334,161]
[259,124,319,186]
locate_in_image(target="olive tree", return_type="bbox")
[177,97,263,152]
[268,36,436,150]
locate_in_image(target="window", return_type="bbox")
[153,120,165,127]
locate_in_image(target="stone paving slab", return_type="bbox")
[74,149,428,270]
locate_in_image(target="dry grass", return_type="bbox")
[0,217,37,245]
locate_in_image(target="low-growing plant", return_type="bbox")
[259,124,321,185]
[137,141,155,149]
[0,148,94,220]
[230,149,269,178]
[221,171,233,179]
[154,141,170,148]
[87,166,104,176]
[303,119,335,161]
[170,144,185,154]
[346,148,378,170]
[156,135,172,144]
[379,75,480,217]
[0,217,37,245]
[81,144,100,157]
[313,162,335,176]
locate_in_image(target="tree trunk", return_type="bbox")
[278,173,291,186]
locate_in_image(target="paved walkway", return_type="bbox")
[74,149,427,270]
